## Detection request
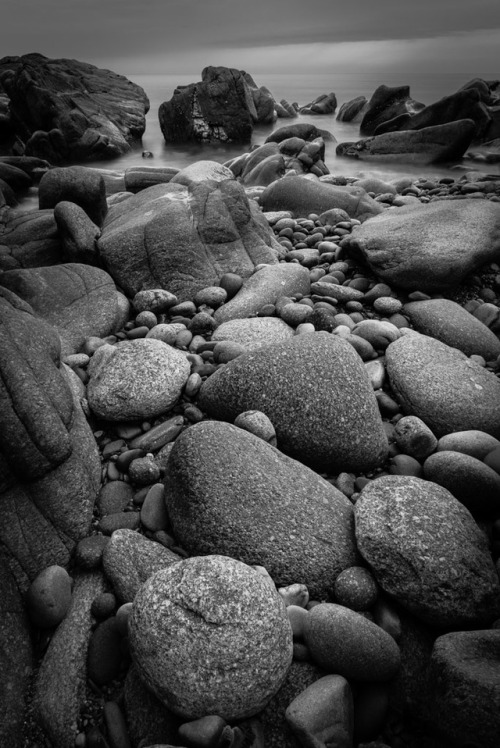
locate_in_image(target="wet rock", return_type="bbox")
[359,84,425,136]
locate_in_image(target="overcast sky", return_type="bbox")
[1,0,499,79]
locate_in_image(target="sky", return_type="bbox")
[1,0,499,80]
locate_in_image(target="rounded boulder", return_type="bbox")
[129,555,293,720]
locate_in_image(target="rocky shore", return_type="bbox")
[0,56,500,748]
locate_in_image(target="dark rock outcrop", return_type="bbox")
[0,53,149,163]
[299,93,337,115]
[159,66,276,143]
[0,208,61,270]
[97,178,281,300]
[265,122,335,145]
[360,84,425,136]
[337,96,368,123]
[336,119,476,164]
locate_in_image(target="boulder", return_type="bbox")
[374,87,491,140]
[32,572,106,748]
[336,96,368,123]
[423,450,500,516]
[265,123,335,144]
[38,165,107,226]
[97,180,281,300]
[212,316,295,351]
[360,84,425,136]
[0,263,130,356]
[129,555,293,720]
[0,287,101,590]
[87,338,190,422]
[0,53,149,163]
[214,264,310,323]
[197,332,388,473]
[170,160,235,187]
[285,675,353,748]
[123,665,181,748]
[385,332,500,438]
[53,201,101,265]
[124,165,179,193]
[102,529,182,603]
[354,475,500,628]
[341,199,500,292]
[164,421,359,599]
[0,208,61,270]
[260,175,385,222]
[403,298,500,360]
[424,630,500,748]
[299,93,337,115]
[159,66,274,143]
[336,120,476,164]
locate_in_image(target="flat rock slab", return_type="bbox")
[341,199,500,292]
[164,421,359,599]
[212,316,295,351]
[385,332,500,438]
[0,263,129,356]
[354,475,500,628]
[403,298,500,360]
[259,175,384,222]
[214,263,310,323]
[97,180,280,301]
[198,332,388,473]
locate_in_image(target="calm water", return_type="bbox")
[84,70,500,182]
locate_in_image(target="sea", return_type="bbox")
[82,70,500,183]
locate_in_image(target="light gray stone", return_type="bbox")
[212,316,295,351]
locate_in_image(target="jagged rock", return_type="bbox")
[299,93,337,115]
[0,263,130,356]
[374,87,492,140]
[336,120,476,164]
[360,84,425,136]
[0,53,149,163]
[159,66,276,143]
[341,198,500,292]
[97,179,281,300]
[337,96,368,122]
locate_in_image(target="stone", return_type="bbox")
[170,160,235,186]
[102,529,182,602]
[403,299,500,360]
[336,96,368,123]
[260,175,384,222]
[385,332,500,438]
[436,430,500,460]
[198,333,388,473]
[124,165,179,192]
[303,603,400,681]
[424,630,500,748]
[393,416,437,461]
[98,511,141,535]
[87,338,190,421]
[285,675,353,748]
[177,715,227,748]
[214,264,309,323]
[359,85,424,136]
[423,451,500,516]
[234,410,277,445]
[0,263,129,357]
[333,567,379,611]
[39,166,107,226]
[123,665,181,748]
[140,483,169,532]
[211,316,295,351]
[1,53,148,163]
[53,201,101,265]
[129,555,293,720]
[87,617,123,685]
[32,572,106,748]
[354,475,500,627]
[97,180,281,301]
[337,120,476,164]
[0,208,61,270]
[97,481,134,516]
[26,565,73,629]
[165,421,358,599]
[341,199,500,293]
[103,702,131,748]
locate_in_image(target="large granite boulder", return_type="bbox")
[0,263,130,356]
[0,287,101,589]
[97,179,281,300]
[299,93,337,115]
[159,66,276,143]
[424,630,500,748]
[38,165,108,227]
[385,332,500,438]
[403,298,500,360]
[259,175,385,222]
[374,87,492,140]
[0,53,149,163]
[341,198,500,292]
[336,120,476,164]
[354,475,500,628]
[197,332,388,473]
[360,84,425,136]
[164,421,359,599]
[129,555,293,720]
[0,208,61,270]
